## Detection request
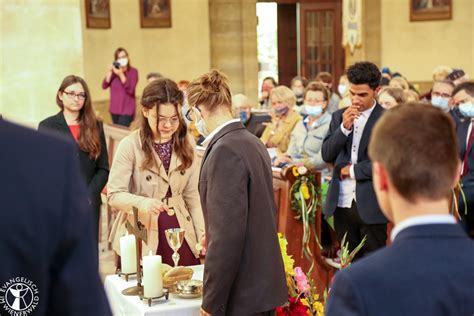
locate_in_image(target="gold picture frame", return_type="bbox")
[410,0,452,22]
[85,0,111,29]
[139,0,172,28]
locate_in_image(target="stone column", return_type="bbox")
[345,0,381,68]
[209,0,258,105]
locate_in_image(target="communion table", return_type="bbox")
[105,265,204,316]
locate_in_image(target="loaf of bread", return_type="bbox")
[163,266,194,288]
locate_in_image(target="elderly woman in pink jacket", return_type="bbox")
[108,78,204,267]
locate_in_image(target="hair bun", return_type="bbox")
[200,69,227,93]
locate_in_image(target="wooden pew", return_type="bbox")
[273,167,334,295]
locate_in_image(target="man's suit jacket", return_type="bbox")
[38,112,109,216]
[325,224,474,315]
[321,104,387,224]
[199,122,287,316]
[0,120,111,315]
[457,120,474,185]
[456,120,474,223]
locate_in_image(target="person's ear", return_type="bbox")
[374,162,389,192]
[452,160,461,188]
[142,107,149,118]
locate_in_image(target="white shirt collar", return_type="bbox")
[201,119,241,147]
[391,214,456,241]
[360,100,376,117]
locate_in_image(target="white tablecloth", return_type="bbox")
[105,265,203,316]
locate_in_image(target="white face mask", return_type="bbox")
[117,58,128,67]
[196,118,210,137]
[338,84,347,96]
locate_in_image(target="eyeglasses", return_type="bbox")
[185,106,202,122]
[149,112,180,125]
[432,91,452,99]
[305,99,326,104]
[63,91,86,101]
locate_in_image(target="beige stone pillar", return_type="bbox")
[209,0,258,105]
[345,0,381,68]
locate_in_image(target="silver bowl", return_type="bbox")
[176,279,203,298]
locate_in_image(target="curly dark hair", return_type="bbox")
[347,62,381,90]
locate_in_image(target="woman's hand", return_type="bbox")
[140,198,169,215]
[111,65,123,76]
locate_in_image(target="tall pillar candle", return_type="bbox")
[120,232,137,274]
[143,251,163,297]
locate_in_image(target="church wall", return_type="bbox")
[0,0,211,126]
[0,0,84,126]
[81,0,211,122]
[380,0,474,83]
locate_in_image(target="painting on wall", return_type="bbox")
[410,0,452,22]
[140,0,172,28]
[85,0,111,28]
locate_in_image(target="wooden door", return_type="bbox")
[300,1,344,85]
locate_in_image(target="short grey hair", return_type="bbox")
[232,93,250,108]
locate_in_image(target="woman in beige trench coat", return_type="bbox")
[108,78,204,267]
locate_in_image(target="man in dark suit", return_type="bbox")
[0,120,111,316]
[453,82,474,237]
[322,61,387,257]
[186,70,287,316]
[326,103,474,316]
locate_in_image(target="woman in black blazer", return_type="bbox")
[39,75,109,242]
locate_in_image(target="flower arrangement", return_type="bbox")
[289,165,322,274]
[338,232,366,269]
[452,182,468,220]
[277,233,325,316]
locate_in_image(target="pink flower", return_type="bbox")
[294,267,310,293]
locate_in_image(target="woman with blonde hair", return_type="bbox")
[377,86,407,109]
[260,85,302,154]
[405,89,420,102]
[108,78,204,267]
[389,76,410,91]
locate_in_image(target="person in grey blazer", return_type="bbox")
[186,70,287,316]
[275,82,332,172]
[322,62,387,259]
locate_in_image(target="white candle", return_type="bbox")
[120,232,137,274]
[143,250,163,297]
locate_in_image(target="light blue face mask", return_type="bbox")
[458,102,474,117]
[304,105,323,117]
[239,111,249,123]
[196,118,210,137]
[431,96,450,112]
